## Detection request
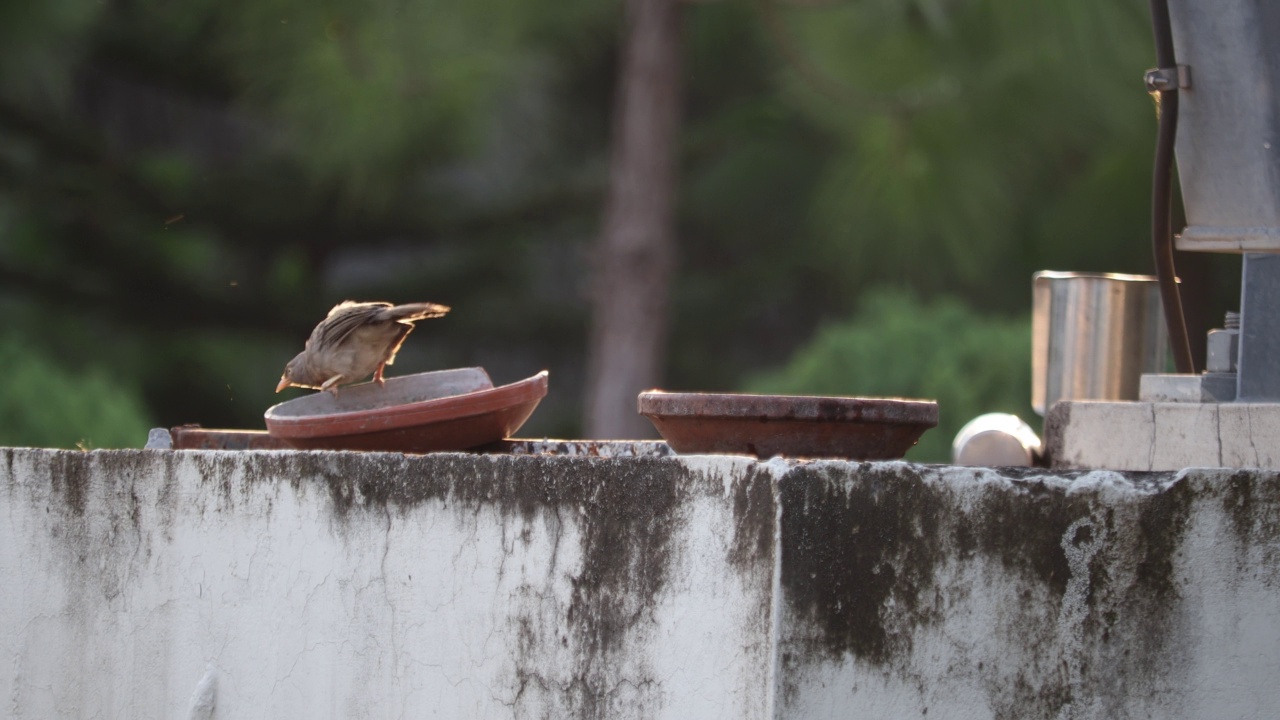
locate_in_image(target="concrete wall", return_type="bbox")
[2,448,1279,719]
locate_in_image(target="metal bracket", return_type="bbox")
[1145,65,1193,92]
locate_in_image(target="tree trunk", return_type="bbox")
[584,0,683,439]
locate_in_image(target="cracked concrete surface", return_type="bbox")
[2,449,1280,719]
[1045,400,1280,470]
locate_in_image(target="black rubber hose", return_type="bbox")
[1148,0,1196,374]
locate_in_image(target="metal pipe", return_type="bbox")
[1148,0,1196,374]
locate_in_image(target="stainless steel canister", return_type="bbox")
[1031,271,1170,415]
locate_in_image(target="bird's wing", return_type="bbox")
[309,301,392,349]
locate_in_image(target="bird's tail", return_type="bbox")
[381,302,451,322]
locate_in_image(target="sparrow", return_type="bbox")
[276,300,450,394]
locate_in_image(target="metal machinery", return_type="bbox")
[955,0,1280,467]
[1141,0,1280,403]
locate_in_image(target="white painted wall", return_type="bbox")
[2,448,1279,719]
[1,450,776,719]
[775,465,1280,719]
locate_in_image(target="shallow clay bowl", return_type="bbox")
[638,390,938,460]
[265,368,548,453]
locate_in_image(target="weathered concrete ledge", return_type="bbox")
[2,448,1279,719]
[1046,400,1280,470]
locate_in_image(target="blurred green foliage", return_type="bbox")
[0,0,1239,448]
[789,0,1152,290]
[748,288,1032,462]
[0,332,152,449]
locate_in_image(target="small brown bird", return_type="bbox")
[276,300,450,394]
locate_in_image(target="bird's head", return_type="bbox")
[276,352,312,392]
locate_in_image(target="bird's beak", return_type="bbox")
[275,376,291,393]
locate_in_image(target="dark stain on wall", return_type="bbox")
[777,464,1218,718]
[779,462,945,665]
[50,451,90,516]
[241,451,694,719]
[996,670,1075,720]
[728,464,777,575]
[246,452,691,657]
[1132,474,1196,602]
[557,457,684,650]
[560,458,684,718]
[966,478,1090,597]
[9,451,167,608]
[1223,470,1280,552]
[1224,470,1256,545]
[1072,474,1198,719]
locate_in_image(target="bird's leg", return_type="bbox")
[374,325,411,388]
[320,375,344,395]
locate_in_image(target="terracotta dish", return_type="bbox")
[170,426,291,450]
[265,368,548,453]
[637,390,937,460]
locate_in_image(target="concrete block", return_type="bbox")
[1220,404,1280,467]
[1044,401,1156,470]
[1151,402,1225,468]
[1046,400,1280,470]
[1140,373,1237,402]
